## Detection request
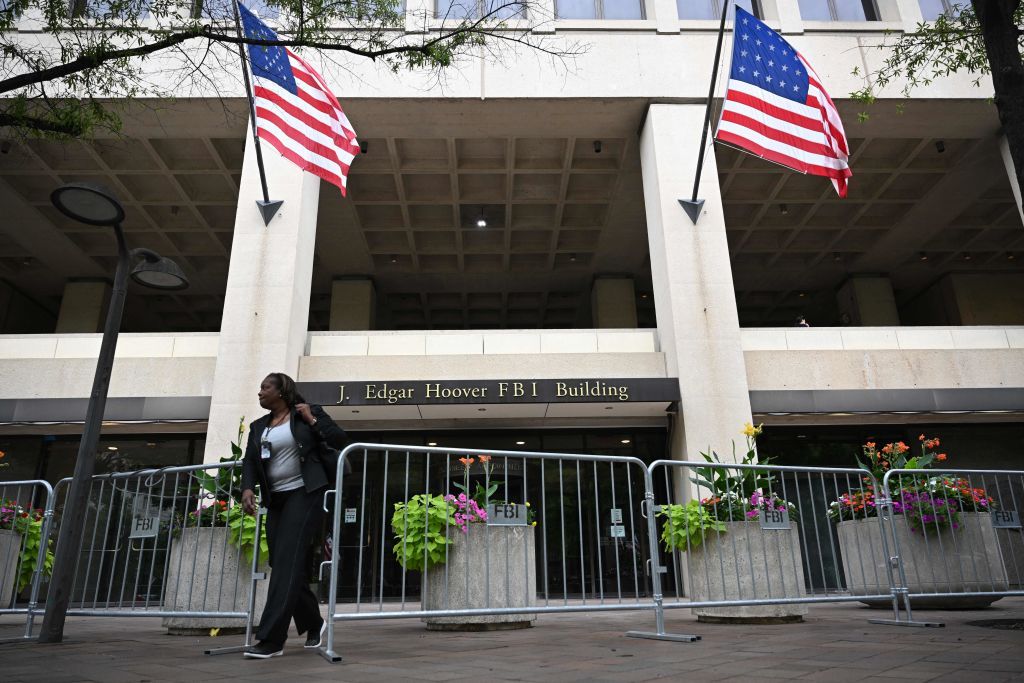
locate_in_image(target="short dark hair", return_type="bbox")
[265,372,305,407]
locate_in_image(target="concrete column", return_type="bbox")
[998,135,1024,227]
[775,0,804,34]
[202,130,321,463]
[639,103,752,464]
[329,278,376,330]
[591,277,637,328]
[650,0,678,34]
[55,280,110,333]
[836,276,900,326]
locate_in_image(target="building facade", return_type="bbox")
[0,0,1022,499]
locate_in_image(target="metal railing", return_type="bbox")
[878,467,1024,626]
[319,443,661,662]
[4,453,1024,659]
[0,479,54,642]
[0,463,265,655]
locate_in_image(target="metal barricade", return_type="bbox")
[879,467,1024,627]
[46,462,265,654]
[0,479,55,642]
[634,460,902,640]
[319,443,660,662]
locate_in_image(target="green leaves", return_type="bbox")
[657,501,726,552]
[391,494,457,571]
[16,515,53,593]
[221,505,269,565]
[692,435,775,501]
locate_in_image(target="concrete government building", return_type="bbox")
[0,0,1022,595]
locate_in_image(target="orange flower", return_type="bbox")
[459,457,475,466]
[881,444,893,455]
[865,442,875,449]
[477,455,491,463]
[919,434,926,441]
[936,453,947,462]
[933,438,940,446]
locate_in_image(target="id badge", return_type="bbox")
[260,440,272,460]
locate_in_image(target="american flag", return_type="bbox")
[239,2,359,195]
[715,7,851,197]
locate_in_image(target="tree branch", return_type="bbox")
[0,110,85,136]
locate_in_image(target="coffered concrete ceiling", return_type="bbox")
[0,97,1019,332]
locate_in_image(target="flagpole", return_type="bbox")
[680,0,731,225]
[233,0,283,226]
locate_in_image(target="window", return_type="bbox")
[555,0,644,20]
[918,0,961,20]
[797,0,878,21]
[192,0,280,20]
[677,0,760,20]
[436,0,525,19]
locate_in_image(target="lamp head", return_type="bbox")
[130,250,189,290]
[51,183,125,227]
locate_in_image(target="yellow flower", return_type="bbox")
[531,521,537,527]
[741,423,758,437]
[525,502,531,507]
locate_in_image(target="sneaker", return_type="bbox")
[304,621,327,649]
[244,641,284,659]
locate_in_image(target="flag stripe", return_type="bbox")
[716,127,850,179]
[254,86,359,162]
[258,125,347,189]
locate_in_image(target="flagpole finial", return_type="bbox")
[256,199,284,225]
[679,198,705,224]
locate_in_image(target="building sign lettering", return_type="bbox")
[299,378,680,408]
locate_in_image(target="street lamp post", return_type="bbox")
[38,183,189,643]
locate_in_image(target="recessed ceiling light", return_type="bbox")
[106,446,118,451]
[146,442,157,447]
[919,252,929,261]
[515,441,525,445]
[620,439,631,445]
[427,441,437,446]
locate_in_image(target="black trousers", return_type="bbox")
[256,486,325,646]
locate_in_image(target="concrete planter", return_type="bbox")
[0,529,21,608]
[837,513,1008,609]
[686,522,808,623]
[422,524,536,631]
[162,526,269,634]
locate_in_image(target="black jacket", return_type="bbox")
[241,404,348,504]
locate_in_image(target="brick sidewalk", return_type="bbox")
[2,600,1023,682]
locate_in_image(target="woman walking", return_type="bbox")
[240,372,348,659]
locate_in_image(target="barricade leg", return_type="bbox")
[320,483,343,663]
[866,479,944,629]
[625,479,700,643]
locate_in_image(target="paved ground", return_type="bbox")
[2,600,1024,682]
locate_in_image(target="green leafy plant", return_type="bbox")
[0,499,54,592]
[657,500,727,551]
[691,423,775,500]
[193,417,246,504]
[223,505,270,564]
[390,494,458,571]
[176,418,267,563]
